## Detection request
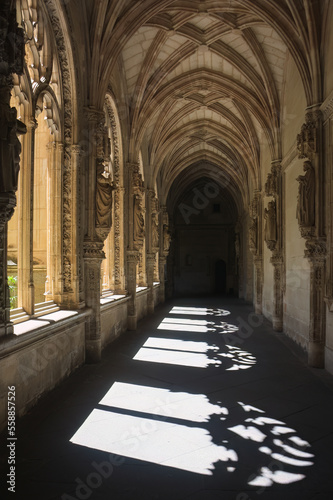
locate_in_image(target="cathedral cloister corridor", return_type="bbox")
[1,297,333,499]
[1,0,333,498]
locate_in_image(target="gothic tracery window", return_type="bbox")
[7,0,62,319]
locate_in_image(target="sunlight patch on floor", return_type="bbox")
[99,382,228,422]
[70,408,237,475]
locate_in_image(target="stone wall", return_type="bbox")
[0,314,87,432]
[136,288,148,322]
[101,298,128,347]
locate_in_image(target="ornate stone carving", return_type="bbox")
[151,210,159,250]
[264,200,277,251]
[43,0,75,294]
[0,87,27,195]
[105,98,123,289]
[148,190,159,251]
[304,238,326,264]
[134,194,145,245]
[83,240,105,260]
[270,251,284,329]
[248,191,261,255]
[127,250,140,265]
[248,218,257,254]
[264,167,279,197]
[253,256,263,314]
[95,162,114,233]
[0,193,16,229]
[296,160,315,234]
[297,112,320,160]
[163,224,171,253]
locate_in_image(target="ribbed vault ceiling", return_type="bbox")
[79,0,323,210]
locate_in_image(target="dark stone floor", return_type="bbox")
[1,296,333,500]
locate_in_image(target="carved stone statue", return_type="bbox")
[151,211,159,249]
[296,160,315,227]
[95,161,113,228]
[0,86,26,193]
[134,194,145,242]
[264,200,277,249]
[163,225,171,252]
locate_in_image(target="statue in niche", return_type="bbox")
[0,87,26,194]
[265,171,277,197]
[151,211,159,249]
[163,224,171,252]
[296,160,315,227]
[134,194,145,242]
[95,160,114,228]
[264,200,277,249]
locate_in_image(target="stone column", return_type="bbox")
[305,239,326,367]
[82,108,114,360]
[235,220,244,298]
[253,256,263,315]
[20,118,37,315]
[114,186,126,294]
[264,162,284,331]
[271,251,284,331]
[0,3,26,332]
[159,255,167,303]
[83,241,104,363]
[127,250,139,330]
[248,191,263,314]
[296,109,326,367]
[146,252,156,314]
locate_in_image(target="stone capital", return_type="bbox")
[0,193,16,228]
[127,250,140,264]
[83,106,105,125]
[83,240,105,260]
[146,253,157,265]
[305,238,326,265]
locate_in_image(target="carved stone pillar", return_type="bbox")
[146,252,156,314]
[20,118,37,315]
[235,220,243,298]
[253,256,263,315]
[248,191,263,314]
[82,108,113,360]
[296,109,326,367]
[114,186,126,294]
[0,2,25,333]
[127,250,139,330]
[271,251,284,331]
[264,162,284,331]
[160,206,171,301]
[159,255,167,303]
[83,241,104,363]
[71,144,83,307]
[304,239,326,367]
[153,257,159,283]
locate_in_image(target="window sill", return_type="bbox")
[0,309,90,360]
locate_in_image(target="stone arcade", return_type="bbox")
[0,0,333,434]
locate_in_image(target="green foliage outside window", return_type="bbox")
[8,275,18,309]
